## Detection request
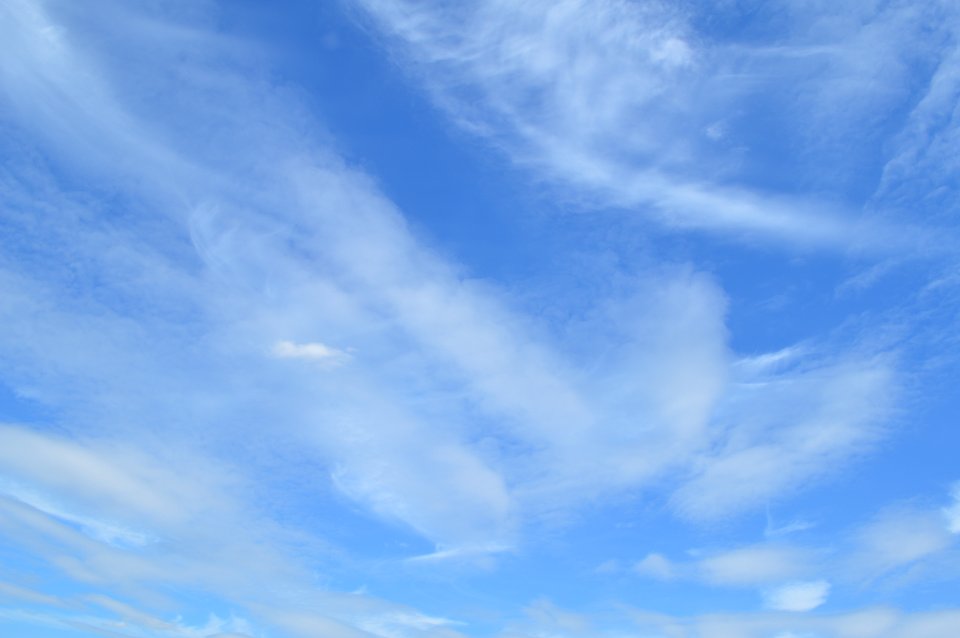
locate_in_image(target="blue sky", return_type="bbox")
[2,0,960,636]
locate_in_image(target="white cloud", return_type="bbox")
[84,594,176,631]
[520,599,590,636]
[0,425,209,529]
[634,553,676,581]
[630,544,822,590]
[578,599,960,638]
[0,603,259,638]
[272,340,351,364]
[329,434,515,548]
[0,479,153,548]
[641,483,960,599]
[698,545,812,587]
[0,582,67,608]
[0,427,310,601]
[852,506,954,575]
[764,580,831,612]
[672,357,896,521]
[944,482,960,534]
[357,611,462,638]
[872,21,960,219]
[351,0,933,250]
[764,516,816,540]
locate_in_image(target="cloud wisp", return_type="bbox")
[351,0,958,252]
[628,483,960,615]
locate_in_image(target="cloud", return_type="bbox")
[765,516,816,540]
[698,545,813,587]
[633,481,960,602]
[495,599,595,638]
[672,356,897,521]
[577,599,960,638]
[851,506,955,576]
[271,340,351,364]
[763,581,831,612]
[0,469,464,638]
[0,427,313,604]
[872,23,960,222]
[944,483,960,534]
[634,553,676,581]
[356,611,463,638]
[350,0,943,250]
[0,480,153,548]
[0,582,68,609]
[0,425,214,531]
[630,544,819,590]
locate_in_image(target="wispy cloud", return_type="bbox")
[672,355,897,521]
[698,545,815,587]
[945,483,960,534]
[851,505,956,578]
[763,580,831,612]
[631,483,960,607]
[351,0,953,251]
[517,598,960,638]
[633,553,676,581]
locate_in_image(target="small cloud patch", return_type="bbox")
[634,553,676,580]
[764,580,831,612]
[271,340,350,365]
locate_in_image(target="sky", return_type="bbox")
[1,0,960,637]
